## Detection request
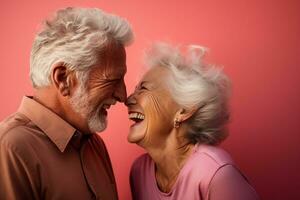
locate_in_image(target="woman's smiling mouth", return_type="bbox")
[128,112,145,127]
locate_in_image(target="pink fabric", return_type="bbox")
[130,144,259,200]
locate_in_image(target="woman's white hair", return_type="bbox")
[145,42,231,145]
[30,7,134,88]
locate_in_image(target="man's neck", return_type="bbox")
[33,88,91,134]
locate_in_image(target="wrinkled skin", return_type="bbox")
[70,42,127,133]
[126,66,198,193]
[126,66,180,148]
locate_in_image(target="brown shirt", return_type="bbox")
[0,96,118,200]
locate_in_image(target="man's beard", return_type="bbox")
[69,83,107,133]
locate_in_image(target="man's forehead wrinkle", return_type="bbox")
[98,41,114,77]
[92,81,112,88]
[89,84,111,97]
[99,45,126,79]
[87,76,113,90]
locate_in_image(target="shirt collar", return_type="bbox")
[18,96,76,152]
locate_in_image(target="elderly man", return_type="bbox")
[0,7,133,200]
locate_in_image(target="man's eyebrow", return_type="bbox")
[118,65,127,74]
[115,68,126,78]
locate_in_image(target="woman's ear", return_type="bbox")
[51,62,76,97]
[174,106,199,124]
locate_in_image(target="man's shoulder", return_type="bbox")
[91,133,104,142]
[90,133,106,147]
[87,134,111,155]
[0,112,35,150]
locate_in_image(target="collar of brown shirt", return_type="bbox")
[17,96,81,152]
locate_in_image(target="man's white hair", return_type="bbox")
[144,42,231,145]
[30,7,134,88]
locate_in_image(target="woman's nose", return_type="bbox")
[125,93,137,106]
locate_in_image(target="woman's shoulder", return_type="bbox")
[130,153,152,174]
[193,144,235,168]
[180,144,245,197]
[181,144,236,184]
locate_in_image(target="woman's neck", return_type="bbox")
[145,128,195,192]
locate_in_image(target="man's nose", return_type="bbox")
[113,79,127,102]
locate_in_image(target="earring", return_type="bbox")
[174,118,181,128]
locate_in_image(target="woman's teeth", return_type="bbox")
[129,112,145,121]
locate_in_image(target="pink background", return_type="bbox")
[0,0,299,199]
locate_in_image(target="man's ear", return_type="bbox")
[51,62,76,97]
[174,106,199,123]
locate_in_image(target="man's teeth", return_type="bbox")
[129,113,145,120]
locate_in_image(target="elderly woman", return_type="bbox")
[126,43,259,200]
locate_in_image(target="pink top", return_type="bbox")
[130,144,259,200]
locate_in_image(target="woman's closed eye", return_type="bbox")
[134,84,148,93]
[140,85,148,90]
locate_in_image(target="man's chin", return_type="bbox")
[88,119,107,133]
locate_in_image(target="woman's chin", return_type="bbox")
[127,131,144,144]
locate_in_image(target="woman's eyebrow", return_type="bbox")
[135,81,149,90]
[140,81,150,86]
